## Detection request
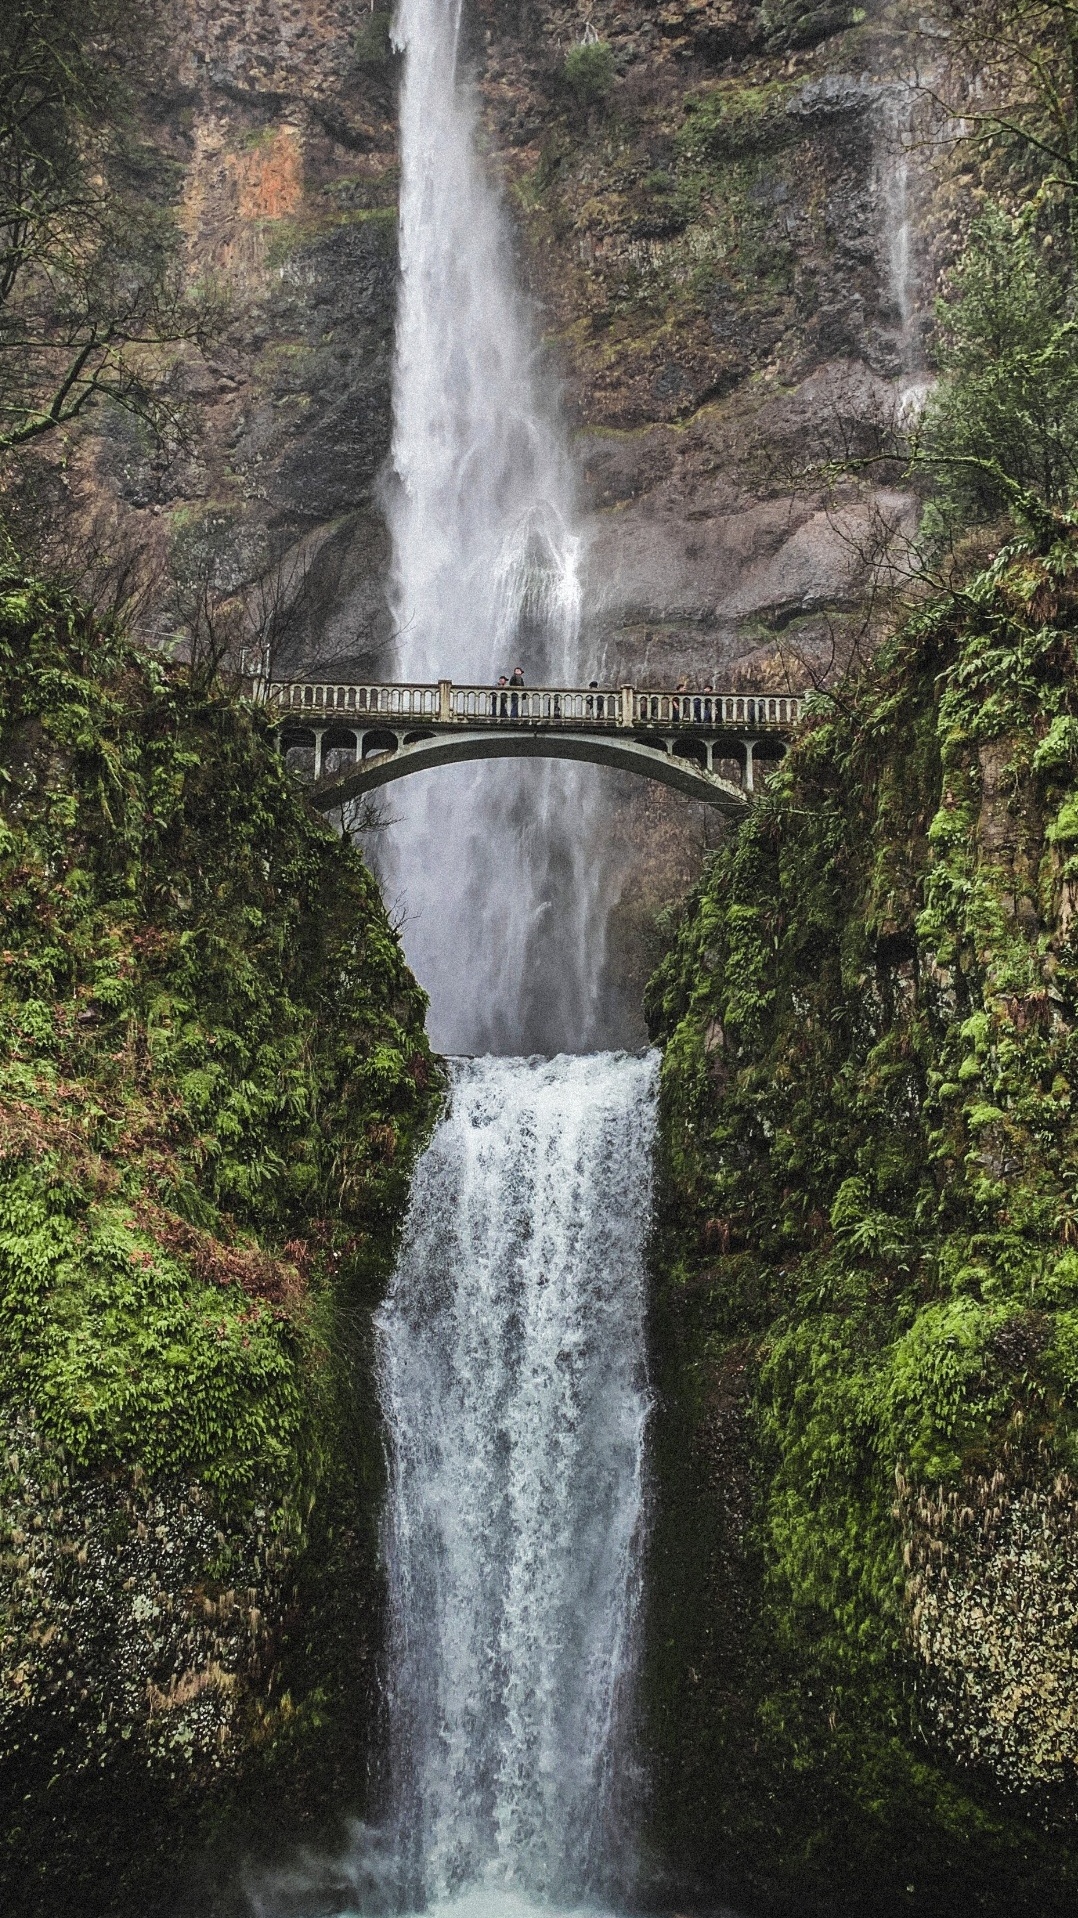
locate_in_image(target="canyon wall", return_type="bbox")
[645,521,1078,1917]
[0,582,440,1915]
[37,0,962,1017]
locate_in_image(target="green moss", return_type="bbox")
[0,577,441,1909]
[644,521,1078,1913]
[678,79,799,165]
[759,0,860,50]
[262,204,396,267]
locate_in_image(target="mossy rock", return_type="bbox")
[0,579,441,1914]
[644,520,1078,1915]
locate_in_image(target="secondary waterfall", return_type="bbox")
[379,0,611,1059]
[377,1052,656,1908]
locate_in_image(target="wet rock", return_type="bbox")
[899,1465,1078,1796]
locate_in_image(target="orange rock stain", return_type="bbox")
[231,125,304,222]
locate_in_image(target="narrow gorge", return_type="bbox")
[3,0,1078,1916]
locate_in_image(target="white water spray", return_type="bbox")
[380,0,609,1058]
[377,1053,656,1907]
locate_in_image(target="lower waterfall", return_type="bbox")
[247,1050,657,1918]
[378,1052,657,1910]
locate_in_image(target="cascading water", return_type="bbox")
[377,0,613,1058]
[252,11,658,1915]
[249,1053,657,1918]
[377,1052,656,1910]
[369,6,656,1899]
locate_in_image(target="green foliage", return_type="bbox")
[645,522,1078,1908]
[0,1168,303,1502]
[562,41,615,108]
[353,8,394,66]
[919,207,1078,537]
[677,81,797,164]
[0,577,441,1515]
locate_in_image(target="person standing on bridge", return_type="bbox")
[673,678,688,722]
[509,665,524,717]
[492,674,508,717]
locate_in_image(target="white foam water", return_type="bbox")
[377,0,610,1058]
[246,1053,657,1918]
[377,1053,657,1907]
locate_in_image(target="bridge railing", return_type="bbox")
[262,679,803,731]
[633,691,802,728]
[453,684,623,724]
[265,680,442,718]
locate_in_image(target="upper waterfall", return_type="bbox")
[388,0,582,681]
[378,0,615,1060]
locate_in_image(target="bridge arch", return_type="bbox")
[305,728,751,815]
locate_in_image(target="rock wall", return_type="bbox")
[71,0,403,675]
[0,582,440,1915]
[643,520,1078,1915]
[31,0,969,1022]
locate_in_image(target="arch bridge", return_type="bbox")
[262,678,805,816]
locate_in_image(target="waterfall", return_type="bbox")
[377,1052,656,1909]
[877,85,927,394]
[246,10,657,1911]
[377,0,612,1059]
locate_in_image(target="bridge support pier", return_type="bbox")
[741,737,757,793]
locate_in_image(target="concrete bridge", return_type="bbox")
[263,678,805,815]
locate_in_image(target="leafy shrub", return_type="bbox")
[920,207,1078,537]
[562,40,615,108]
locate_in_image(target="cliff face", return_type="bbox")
[480,0,935,683]
[25,0,957,1021]
[49,0,404,675]
[63,0,942,682]
[644,521,1078,1916]
[0,584,440,1915]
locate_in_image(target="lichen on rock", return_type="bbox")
[898,1460,1078,1796]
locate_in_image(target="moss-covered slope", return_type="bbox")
[644,523,1078,1916]
[0,581,440,1915]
